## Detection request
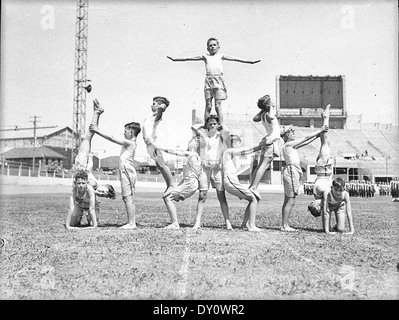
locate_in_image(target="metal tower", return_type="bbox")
[72,0,89,161]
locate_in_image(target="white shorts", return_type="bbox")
[224,174,256,201]
[119,165,137,198]
[199,164,224,191]
[313,177,332,200]
[204,75,227,100]
[261,140,280,158]
[169,176,199,201]
[283,165,302,198]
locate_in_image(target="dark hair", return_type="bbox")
[207,37,219,46]
[228,134,241,143]
[102,184,116,199]
[280,125,293,137]
[74,171,88,181]
[153,96,170,107]
[332,177,345,189]
[125,122,141,136]
[206,114,220,125]
[257,95,271,111]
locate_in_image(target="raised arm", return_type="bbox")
[151,142,190,158]
[226,144,263,158]
[292,126,328,149]
[253,109,265,122]
[89,124,132,147]
[219,123,230,143]
[167,55,204,62]
[222,55,261,64]
[154,105,167,122]
[268,105,277,119]
[191,125,208,143]
[294,135,319,149]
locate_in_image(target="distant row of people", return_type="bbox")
[389,178,399,199]
[345,180,375,198]
[377,182,391,197]
[304,179,399,199]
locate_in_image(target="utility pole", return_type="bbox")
[30,116,39,171]
[0,119,57,172]
[72,0,90,165]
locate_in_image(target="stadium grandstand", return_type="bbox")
[192,108,398,185]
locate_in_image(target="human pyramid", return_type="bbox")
[66,38,354,235]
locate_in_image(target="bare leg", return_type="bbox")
[313,104,332,212]
[74,100,104,188]
[241,211,249,229]
[335,212,346,232]
[156,162,175,197]
[281,196,297,231]
[316,104,331,166]
[76,100,104,164]
[87,207,100,226]
[204,98,213,123]
[119,195,137,229]
[250,153,273,197]
[163,195,180,229]
[246,197,261,232]
[216,190,232,230]
[193,190,207,229]
[214,99,223,124]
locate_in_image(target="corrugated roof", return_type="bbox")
[0,146,66,159]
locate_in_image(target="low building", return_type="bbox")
[0,126,75,168]
[0,146,66,172]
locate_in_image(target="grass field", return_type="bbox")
[0,190,398,300]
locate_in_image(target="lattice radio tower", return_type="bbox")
[72,0,90,162]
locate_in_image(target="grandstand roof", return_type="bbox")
[222,113,398,176]
[293,127,398,159]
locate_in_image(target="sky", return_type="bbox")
[1,0,397,160]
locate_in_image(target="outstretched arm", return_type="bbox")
[294,135,319,149]
[89,125,132,147]
[292,126,328,149]
[226,144,263,158]
[150,142,190,158]
[167,55,204,62]
[223,55,261,64]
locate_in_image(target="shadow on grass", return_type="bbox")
[100,223,151,229]
[293,226,324,233]
[99,223,124,228]
[251,225,324,233]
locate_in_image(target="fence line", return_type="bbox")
[0,162,181,184]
